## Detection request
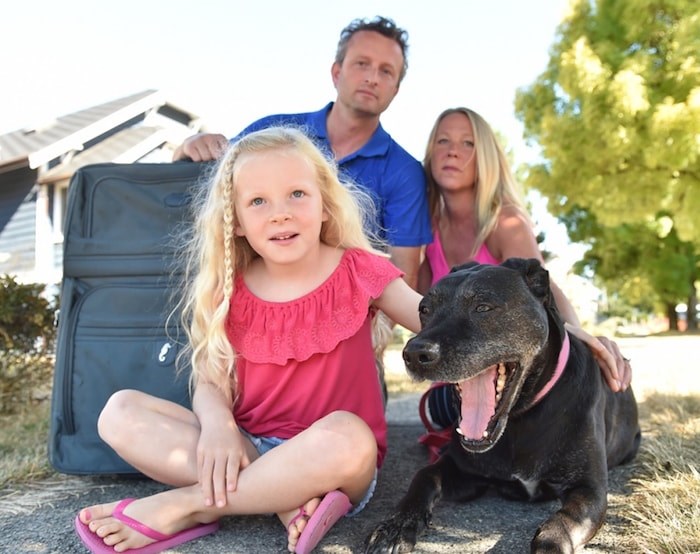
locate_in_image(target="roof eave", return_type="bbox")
[27,90,165,169]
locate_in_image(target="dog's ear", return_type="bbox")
[501,258,550,303]
[450,261,480,274]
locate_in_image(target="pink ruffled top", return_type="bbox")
[425,228,500,285]
[226,248,402,467]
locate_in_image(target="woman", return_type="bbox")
[417,108,631,456]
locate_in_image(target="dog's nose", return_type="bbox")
[403,339,441,369]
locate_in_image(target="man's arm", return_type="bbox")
[388,245,421,291]
[379,154,432,290]
[416,257,433,295]
[173,112,295,162]
[172,133,229,162]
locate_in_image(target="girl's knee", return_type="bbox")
[318,410,371,437]
[97,389,144,443]
[314,411,377,472]
[319,409,365,427]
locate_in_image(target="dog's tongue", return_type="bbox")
[458,365,497,440]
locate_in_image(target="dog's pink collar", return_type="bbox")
[532,331,570,405]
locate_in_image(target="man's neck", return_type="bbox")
[326,102,380,160]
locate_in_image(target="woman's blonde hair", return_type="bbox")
[423,107,530,257]
[177,126,381,402]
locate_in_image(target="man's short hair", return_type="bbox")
[335,16,409,83]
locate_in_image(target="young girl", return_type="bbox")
[418,107,632,457]
[75,127,422,554]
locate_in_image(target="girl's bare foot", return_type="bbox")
[283,497,322,553]
[78,492,206,552]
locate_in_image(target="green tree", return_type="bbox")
[562,207,698,329]
[515,0,700,328]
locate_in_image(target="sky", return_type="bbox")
[2,0,571,163]
[2,0,577,256]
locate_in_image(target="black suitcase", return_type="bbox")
[49,161,211,475]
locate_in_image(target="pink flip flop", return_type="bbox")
[74,498,219,554]
[290,490,352,554]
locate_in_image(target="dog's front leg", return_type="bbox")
[365,456,460,553]
[530,483,608,554]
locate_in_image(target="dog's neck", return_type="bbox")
[531,331,570,406]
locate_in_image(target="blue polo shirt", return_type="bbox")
[232,103,432,248]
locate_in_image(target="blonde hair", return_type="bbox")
[423,107,531,257]
[178,126,382,402]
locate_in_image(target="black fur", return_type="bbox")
[366,258,641,553]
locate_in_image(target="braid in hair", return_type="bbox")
[221,154,236,301]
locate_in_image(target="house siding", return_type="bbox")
[0,188,37,276]
[0,90,201,286]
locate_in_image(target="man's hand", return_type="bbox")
[173,133,229,162]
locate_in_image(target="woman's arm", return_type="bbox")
[489,209,631,391]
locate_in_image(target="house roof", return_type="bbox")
[37,126,165,184]
[0,90,199,174]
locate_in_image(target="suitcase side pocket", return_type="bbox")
[49,282,190,475]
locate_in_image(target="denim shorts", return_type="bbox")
[241,429,377,516]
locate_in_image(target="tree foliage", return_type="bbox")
[515,0,700,325]
[0,275,56,352]
[0,275,57,413]
[562,207,697,326]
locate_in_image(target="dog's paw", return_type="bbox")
[531,520,576,554]
[364,513,429,553]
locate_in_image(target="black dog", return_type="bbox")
[366,258,641,553]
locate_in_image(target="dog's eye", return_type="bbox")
[475,304,492,313]
[419,304,430,316]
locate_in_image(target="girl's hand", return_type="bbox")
[564,323,632,392]
[196,420,250,508]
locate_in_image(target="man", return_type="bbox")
[173,16,431,288]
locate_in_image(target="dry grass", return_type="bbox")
[0,402,54,487]
[385,369,426,395]
[619,394,700,554]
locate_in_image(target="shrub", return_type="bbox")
[0,275,58,413]
[0,275,56,351]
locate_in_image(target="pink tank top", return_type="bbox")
[425,229,500,286]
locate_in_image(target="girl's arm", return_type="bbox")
[192,382,250,508]
[374,277,422,333]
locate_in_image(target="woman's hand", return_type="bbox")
[196,419,250,508]
[564,323,632,392]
